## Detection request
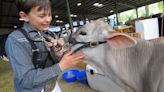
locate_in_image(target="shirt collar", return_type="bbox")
[22,22,37,33]
[22,22,52,40]
[22,22,41,39]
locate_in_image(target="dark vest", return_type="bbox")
[19,28,60,69]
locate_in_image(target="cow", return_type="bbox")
[70,18,164,92]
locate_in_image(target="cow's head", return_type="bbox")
[71,18,137,72]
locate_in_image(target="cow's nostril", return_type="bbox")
[79,31,87,35]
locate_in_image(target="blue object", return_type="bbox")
[76,70,88,85]
[62,69,79,83]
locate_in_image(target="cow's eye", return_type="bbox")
[79,31,87,35]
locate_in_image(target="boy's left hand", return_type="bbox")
[47,38,64,56]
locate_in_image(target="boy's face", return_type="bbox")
[23,6,52,31]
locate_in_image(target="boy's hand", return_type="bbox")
[59,51,85,71]
[48,38,64,48]
[47,38,64,56]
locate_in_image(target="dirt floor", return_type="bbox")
[0,60,97,92]
[0,60,14,92]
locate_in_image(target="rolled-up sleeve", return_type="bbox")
[5,35,61,89]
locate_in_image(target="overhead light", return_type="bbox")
[93,3,99,6]
[13,26,17,28]
[55,15,59,18]
[73,14,77,17]
[70,14,77,17]
[93,3,103,8]
[77,3,82,6]
[98,4,103,7]
[70,14,74,17]
[19,18,24,21]
[110,10,114,13]
[56,20,63,23]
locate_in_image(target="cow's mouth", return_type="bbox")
[70,37,107,53]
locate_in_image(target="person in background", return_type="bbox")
[5,0,84,92]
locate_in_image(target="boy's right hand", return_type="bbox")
[59,51,85,71]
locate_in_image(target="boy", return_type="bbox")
[5,0,84,92]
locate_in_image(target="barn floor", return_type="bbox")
[0,60,97,92]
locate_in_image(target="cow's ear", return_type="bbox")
[105,32,137,48]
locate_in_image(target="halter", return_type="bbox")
[69,38,107,53]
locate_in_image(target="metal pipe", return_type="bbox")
[65,0,73,30]
[145,5,149,17]
[65,0,74,44]
[161,1,164,36]
[114,0,119,25]
[136,8,138,18]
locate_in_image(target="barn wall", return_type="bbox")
[0,28,14,35]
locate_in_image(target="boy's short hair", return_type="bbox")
[16,0,51,14]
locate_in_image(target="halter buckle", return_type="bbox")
[90,42,99,47]
[32,49,39,52]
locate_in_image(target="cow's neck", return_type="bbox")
[105,41,153,92]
